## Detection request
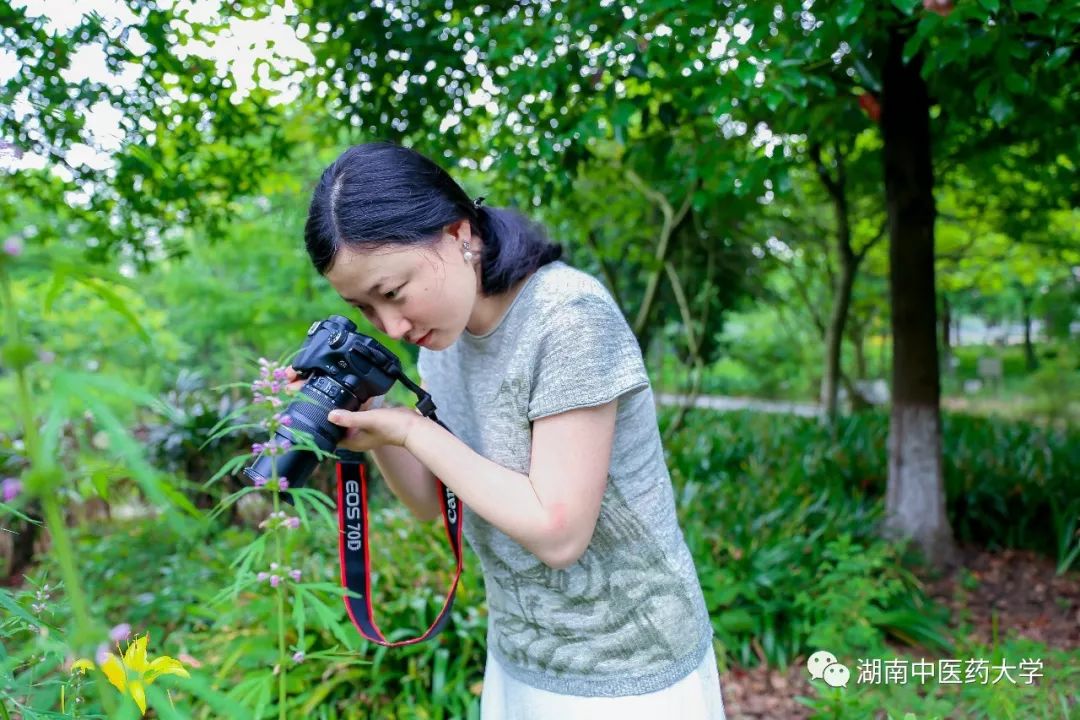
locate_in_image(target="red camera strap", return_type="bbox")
[334,460,464,646]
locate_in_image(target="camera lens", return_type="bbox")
[244,376,361,495]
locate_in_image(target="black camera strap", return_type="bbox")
[333,417,463,646]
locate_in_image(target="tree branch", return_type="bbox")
[625,168,699,337]
[583,229,624,309]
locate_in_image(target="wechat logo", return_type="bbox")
[807,650,850,688]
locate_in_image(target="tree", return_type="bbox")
[282,0,1079,563]
[0,1,297,261]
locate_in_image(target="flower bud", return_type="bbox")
[1,478,21,503]
[109,623,131,643]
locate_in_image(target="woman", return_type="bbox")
[294,142,725,719]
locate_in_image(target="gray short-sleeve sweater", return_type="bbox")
[417,260,713,697]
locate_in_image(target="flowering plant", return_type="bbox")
[71,634,189,716]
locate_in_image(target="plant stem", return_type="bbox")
[1,267,117,718]
[40,499,91,640]
[272,479,287,720]
[276,585,287,720]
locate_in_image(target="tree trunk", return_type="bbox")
[881,29,957,567]
[812,144,858,427]
[1021,292,1038,371]
[849,322,868,380]
[822,245,857,423]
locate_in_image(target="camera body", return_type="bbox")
[244,315,402,493]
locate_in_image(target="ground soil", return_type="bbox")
[717,545,1080,719]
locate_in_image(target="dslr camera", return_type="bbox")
[244,315,431,495]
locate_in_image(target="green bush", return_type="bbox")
[660,407,1080,667]
[664,409,1079,569]
[662,409,944,669]
[9,406,1077,717]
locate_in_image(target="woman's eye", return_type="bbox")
[384,287,403,300]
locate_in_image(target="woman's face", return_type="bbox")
[323,221,480,351]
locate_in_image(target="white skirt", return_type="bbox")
[479,649,727,720]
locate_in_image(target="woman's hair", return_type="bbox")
[304,142,562,295]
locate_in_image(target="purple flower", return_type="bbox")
[270,575,280,588]
[253,476,268,488]
[277,477,289,491]
[288,569,301,582]
[95,643,111,666]
[292,651,305,663]
[1,478,21,503]
[273,368,288,381]
[109,623,132,643]
[251,442,265,455]
[284,517,300,530]
[3,237,23,256]
[279,415,293,426]
[257,572,269,582]
[37,350,55,364]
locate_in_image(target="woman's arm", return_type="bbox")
[367,380,441,522]
[285,368,441,522]
[368,443,441,522]
[330,400,618,569]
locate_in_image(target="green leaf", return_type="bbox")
[44,269,67,312]
[989,95,1014,124]
[1004,72,1029,94]
[611,100,636,131]
[978,0,1000,12]
[75,276,151,344]
[837,0,865,27]
[890,0,921,15]
[1046,46,1070,70]
[1012,0,1047,12]
[902,32,925,64]
[169,671,257,717]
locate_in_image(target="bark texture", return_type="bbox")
[881,28,958,566]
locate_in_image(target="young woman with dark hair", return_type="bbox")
[288,142,725,719]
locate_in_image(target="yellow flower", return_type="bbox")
[72,634,190,715]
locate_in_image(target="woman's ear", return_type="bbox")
[445,218,473,243]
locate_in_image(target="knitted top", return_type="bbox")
[417,260,713,696]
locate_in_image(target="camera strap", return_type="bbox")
[334,458,463,647]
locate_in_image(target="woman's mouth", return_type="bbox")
[414,330,433,346]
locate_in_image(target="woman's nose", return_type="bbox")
[379,310,412,340]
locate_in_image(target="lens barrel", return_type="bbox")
[243,375,364,495]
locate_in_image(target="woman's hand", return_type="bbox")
[282,367,412,451]
[327,407,420,451]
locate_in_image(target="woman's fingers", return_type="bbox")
[327,409,364,427]
[331,413,379,452]
[284,366,305,393]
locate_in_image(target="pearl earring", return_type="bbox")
[463,241,475,263]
